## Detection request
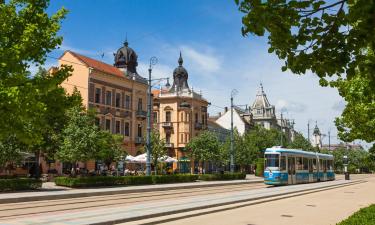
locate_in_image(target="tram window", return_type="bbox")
[265,154,279,168]
[313,159,317,170]
[296,157,303,170]
[328,160,333,170]
[280,156,286,170]
[303,158,309,170]
[308,159,313,173]
[323,160,327,172]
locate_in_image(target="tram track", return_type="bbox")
[0,183,266,220]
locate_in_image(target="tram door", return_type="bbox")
[288,157,296,185]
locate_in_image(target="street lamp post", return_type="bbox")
[230,89,238,173]
[146,57,170,176]
[146,57,158,176]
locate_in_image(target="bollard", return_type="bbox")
[345,172,350,180]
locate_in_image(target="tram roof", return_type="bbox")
[265,147,334,159]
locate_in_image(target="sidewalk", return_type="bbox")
[0,175,263,204]
[0,179,362,225]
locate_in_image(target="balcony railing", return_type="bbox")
[136,110,147,118]
[135,137,144,144]
[165,142,174,148]
[162,122,173,128]
[194,122,203,130]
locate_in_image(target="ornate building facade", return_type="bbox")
[58,41,148,171]
[152,53,209,173]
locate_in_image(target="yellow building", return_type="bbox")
[58,41,148,171]
[152,53,209,173]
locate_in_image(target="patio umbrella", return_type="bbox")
[164,157,178,163]
[125,155,136,162]
[133,153,147,163]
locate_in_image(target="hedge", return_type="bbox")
[255,158,264,177]
[152,174,198,184]
[54,174,198,188]
[336,204,375,225]
[0,178,42,192]
[198,172,246,181]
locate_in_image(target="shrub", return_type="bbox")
[0,178,42,192]
[255,158,264,177]
[55,176,153,188]
[337,204,375,225]
[152,174,198,184]
[198,172,246,181]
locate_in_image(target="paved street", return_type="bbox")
[129,174,375,225]
[0,175,372,225]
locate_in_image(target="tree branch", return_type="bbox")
[299,0,347,18]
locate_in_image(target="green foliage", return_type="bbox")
[0,0,69,144]
[96,133,125,168]
[146,130,167,175]
[152,174,198,184]
[321,147,374,173]
[235,0,375,142]
[255,158,264,177]
[198,172,246,181]
[0,178,42,192]
[288,132,314,151]
[336,204,375,225]
[54,175,199,187]
[0,136,25,168]
[56,106,102,164]
[186,131,221,164]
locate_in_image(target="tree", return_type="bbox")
[0,0,69,144]
[288,132,314,151]
[186,131,221,173]
[235,0,375,142]
[96,133,125,172]
[0,136,24,173]
[56,106,101,172]
[146,130,167,175]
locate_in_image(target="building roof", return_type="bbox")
[251,83,272,109]
[63,50,124,78]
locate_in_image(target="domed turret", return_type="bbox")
[114,40,138,74]
[170,52,189,93]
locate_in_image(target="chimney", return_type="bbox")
[218,112,222,117]
[224,107,228,112]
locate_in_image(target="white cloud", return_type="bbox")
[180,45,221,74]
[137,62,174,81]
[276,99,307,113]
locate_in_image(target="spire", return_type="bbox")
[178,51,183,66]
[124,33,128,47]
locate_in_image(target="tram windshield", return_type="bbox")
[265,154,279,168]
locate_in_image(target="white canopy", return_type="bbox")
[125,155,136,162]
[133,153,147,163]
[132,154,178,163]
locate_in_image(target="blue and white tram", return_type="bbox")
[263,147,335,185]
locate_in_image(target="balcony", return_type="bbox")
[165,142,174,148]
[135,137,144,144]
[194,122,203,130]
[136,110,147,119]
[162,122,173,128]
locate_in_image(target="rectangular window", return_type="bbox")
[309,159,313,173]
[180,134,184,143]
[125,95,130,109]
[296,157,303,170]
[124,122,130,136]
[166,134,171,143]
[115,121,120,134]
[95,88,101,103]
[137,124,142,137]
[106,91,112,106]
[195,113,198,123]
[138,98,142,111]
[303,158,309,170]
[153,112,158,123]
[313,158,317,170]
[265,154,279,168]
[115,93,121,108]
[166,111,171,122]
[105,119,111,130]
[280,156,286,171]
[95,117,100,127]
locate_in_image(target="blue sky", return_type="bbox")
[44,0,368,148]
